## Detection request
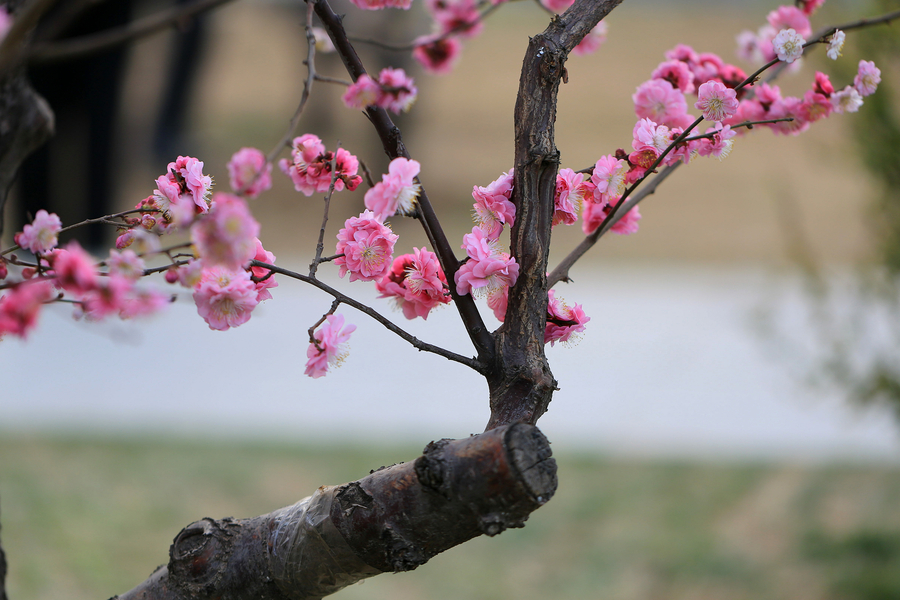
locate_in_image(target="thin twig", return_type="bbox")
[251,259,485,372]
[310,150,340,277]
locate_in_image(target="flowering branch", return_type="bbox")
[309,150,340,277]
[312,0,496,365]
[26,0,236,64]
[250,259,485,372]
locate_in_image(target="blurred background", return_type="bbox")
[2,0,900,599]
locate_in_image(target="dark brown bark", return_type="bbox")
[116,424,556,600]
[486,0,624,430]
[1,498,8,600]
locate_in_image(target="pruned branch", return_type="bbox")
[117,424,557,600]
[487,0,624,431]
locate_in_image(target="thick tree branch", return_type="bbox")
[117,424,557,600]
[486,0,624,431]
[311,0,496,366]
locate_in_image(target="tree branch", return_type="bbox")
[117,424,557,600]
[26,0,237,64]
[311,0,496,367]
[250,260,485,373]
[486,0,624,431]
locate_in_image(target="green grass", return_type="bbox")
[2,435,900,600]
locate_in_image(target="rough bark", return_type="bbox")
[487,0,625,430]
[116,424,557,600]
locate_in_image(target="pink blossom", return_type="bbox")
[582,197,641,236]
[572,21,607,57]
[629,118,670,168]
[455,227,519,297]
[191,193,260,271]
[799,89,833,124]
[279,134,362,196]
[545,289,589,346]
[665,44,699,65]
[813,71,834,97]
[349,0,411,9]
[768,96,810,136]
[831,85,863,114]
[227,147,272,198]
[50,241,98,295]
[691,52,726,86]
[173,259,203,289]
[412,36,462,74]
[425,0,483,38]
[633,79,692,129]
[696,124,737,160]
[376,68,418,113]
[0,258,7,281]
[106,249,145,281]
[767,5,812,39]
[487,286,508,322]
[305,314,356,378]
[0,281,54,339]
[590,155,627,204]
[695,80,739,123]
[799,0,826,16]
[0,7,12,43]
[772,28,805,64]
[364,157,421,220]
[472,169,515,240]
[854,60,881,97]
[342,74,382,110]
[651,59,695,94]
[249,238,278,302]
[115,228,161,254]
[14,209,62,254]
[376,248,450,320]
[80,276,134,321]
[118,289,170,319]
[553,168,589,227]
[735,30,762,64]
[540,0,574,12]
[152,156,213,227]
[335,211,399,282]
[192,266,259,331]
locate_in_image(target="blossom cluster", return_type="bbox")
[376,247,451,320]
[343,68,418,114]
[279,134,363,196]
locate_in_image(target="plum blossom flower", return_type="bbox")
[335,211,399,282]
[545,289,589,346]
[342,74,382,110]
[192,266,259,331]
[768,96,810,136]
[0,281,55,339]
[553,168,589,227]
[364,157,421,220]
[854,60,881,97]
[425,0,482,38]
[191,193,260,271]
[582,197,641,236]
[279,134,362,196]
[695,80,739,123]
[152,156,213,228]
[590,155,627,204]
[454,227,519,297]
[572,21,607,56]
[540,0,574,12]
[799,89,833,123]
[767,5,812,38]
[651,59,695,94]
[629,118,670,168]
[472,170,515,240]
[249,238,278,302]
[831,85,863,114]
[827,30,845,60]
[376,67,418,113]
[696,124,737,160]
[376,248,450,320]
[633,79,692,129]
[412,36,462,74]
[14,210,62,254]
[106,249,145,281]
[305,314,356,378]
[50,241,98,295]
[813,71,834,97]
[311,27,335,52]
[735,30,762,64]
[772,28,805,64]
[227,147,272,198]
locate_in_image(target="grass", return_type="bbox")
[2,435,900,600]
